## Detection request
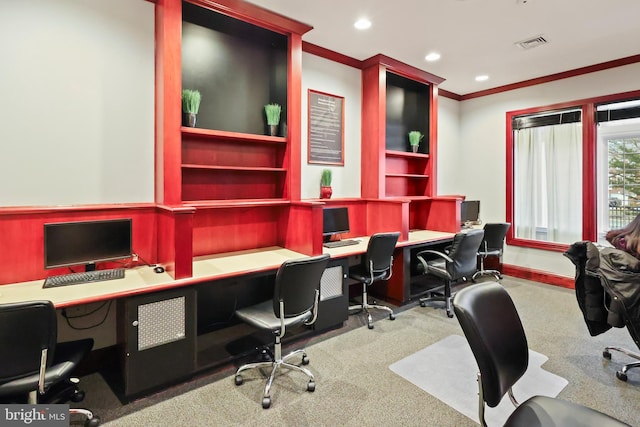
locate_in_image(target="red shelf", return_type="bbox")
[385,150,430,159]
[183,199,290,208]
[181,127,286,145]
[386,173,430,179]
[182,164,286,173]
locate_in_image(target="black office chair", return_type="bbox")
[348,232,400,329]
[0,301,100,426]
[453,282,629,427]
[417,229,484,318]
[234,254,330,409]
[472,222,511,281]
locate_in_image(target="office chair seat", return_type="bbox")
[453,283,628,427]
[348,232,400,329]
[417,229,484,317]
[0,301,100,426]
[472,223,510,282]
[235,300,313,331]
[0,339,93,398]
[234,254,329,409]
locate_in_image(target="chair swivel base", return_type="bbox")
[472,268,502,281]
[234,348,315,409]
[419,291,454,318]
[603,346,640,381]
[348,301,395,329]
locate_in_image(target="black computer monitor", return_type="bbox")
[44,218,132,271]
[460,200,480,227]
[323,207,350,240]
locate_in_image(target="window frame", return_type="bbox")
[506,90,640,252]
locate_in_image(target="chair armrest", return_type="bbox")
[416,249,454,274]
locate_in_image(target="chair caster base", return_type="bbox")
[616,370,628,381]
[389,313,395,320]
[85,416,101,427]
[307,380,315,392]
[234,375,243,386]
[262,396,271,409]
[367,323,374,329]
[446,311,454,318]
[301,355,310,365]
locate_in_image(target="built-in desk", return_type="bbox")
[0,230,454,399]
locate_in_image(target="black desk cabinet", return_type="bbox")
[118,287,197,398]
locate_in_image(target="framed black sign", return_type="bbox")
[308,89,344,165]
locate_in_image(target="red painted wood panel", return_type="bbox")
[283,202,323,255]
[425,197,462,232]
[287,33,303,201]
[191,205,285,255]
[155,0,183,205]
[361,64,386,199]
[182,169,285,201]
[0,206,156,285]
[182,138,284,168]
[366,199,408,240]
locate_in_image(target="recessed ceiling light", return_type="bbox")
[475,75,489,82]
[354,18,371,30]
[425,52,441,62]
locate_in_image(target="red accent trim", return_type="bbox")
[502,265,574,289]
[461,54,640,100]
[430,85,438,195]
[362,54,445,86]
[302,42,362,69]
[288,33,303,200]
[187,0,313,35]
[439,88,462,101]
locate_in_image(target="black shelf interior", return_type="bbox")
[182,2,288,135]
[385,72,430,154]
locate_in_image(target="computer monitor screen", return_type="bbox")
[460,200,480,225]
[323,207,350,237]
[44,218,132,269]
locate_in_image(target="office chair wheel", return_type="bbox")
[616,371,628,382]
[85,416,101,427]
[446,310,454,318]
[419,301,426,307]
[71,389,85,403]
[307,380,315,392]
[389,313,395,320]
[603,350,612,359]
[234,375,243,386]
[301,355,310,365]
[262,396,271,409]
[367,323,374,329]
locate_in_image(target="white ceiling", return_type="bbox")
[246,0,640,96]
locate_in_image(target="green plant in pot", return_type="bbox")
[182,89,201,127]
[320,168,332,199]
[408,130,424,153]
[264,103,282,136]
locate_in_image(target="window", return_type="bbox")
[511,108,583,245]
[507,91,640,251]
[596,100,640,242]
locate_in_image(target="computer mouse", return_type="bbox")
[154,265,165,274]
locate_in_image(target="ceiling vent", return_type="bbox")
[515,35,548,50]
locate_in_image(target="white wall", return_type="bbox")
[435,96,462,196]
[0,0,155,207]
[301,53,362,199]
[442,62,640,277]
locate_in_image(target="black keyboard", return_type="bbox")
[323,239,360,248]
[43,268,125,289]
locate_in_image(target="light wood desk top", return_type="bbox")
[0,231,455,308]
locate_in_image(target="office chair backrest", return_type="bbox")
[273,254,330,319]
[447,229,484,279]
[453,282,529,408]
[363,232,400,274]
[0,301,57,383]
[481,223,510,252]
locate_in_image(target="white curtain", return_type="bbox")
[514,122,582,243]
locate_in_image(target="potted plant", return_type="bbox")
[182,89,201,127]
[264,103,282,136]
[320,169,332,199]
[408,130,424,153]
